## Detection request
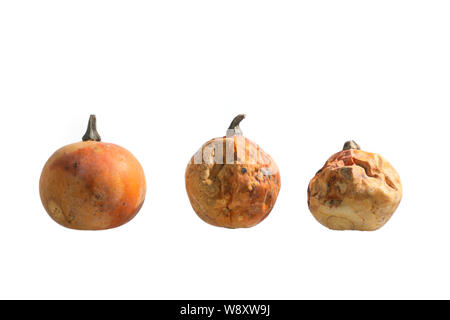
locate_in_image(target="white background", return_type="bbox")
[0,1,449,299]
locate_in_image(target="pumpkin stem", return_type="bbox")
[82,115,101,142]
[343,140,360,151]
[227,114,246,137]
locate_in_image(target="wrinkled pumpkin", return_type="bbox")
[185,114,281,228]
[307,141,402,231]
[39,115,146,230]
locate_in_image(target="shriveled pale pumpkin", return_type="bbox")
[185,115,281,228]
[307,141,402,231]
[39,115,146,230]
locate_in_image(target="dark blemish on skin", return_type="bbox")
[122,202,126,206]
[341,167,352,180]
[73,162,78,168]
[94,193,103,200]
[265,193,273,205]
[241,168,247,174]
[328,199,342,207]
[249,184,257,195]
[327,175,337,188]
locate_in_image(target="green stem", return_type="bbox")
[82,115,101,142]
[343,140,360,150]
[227,114,246,136]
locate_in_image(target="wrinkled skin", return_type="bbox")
[185,135,281,228]
[308,149,402,231]
[40,141,146,230]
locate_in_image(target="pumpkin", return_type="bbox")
[307,140,402,231]
[185,114,281,228]
[39,115,146,230]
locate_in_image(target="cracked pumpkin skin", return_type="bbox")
[307,141,402,231]
[39,116,146,230]
[185,115,281,228]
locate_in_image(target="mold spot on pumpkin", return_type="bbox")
[47,200,65,222]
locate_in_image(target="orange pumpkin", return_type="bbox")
[307,141,402,231]
[185,114,281,228]
[39,115,146,230]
